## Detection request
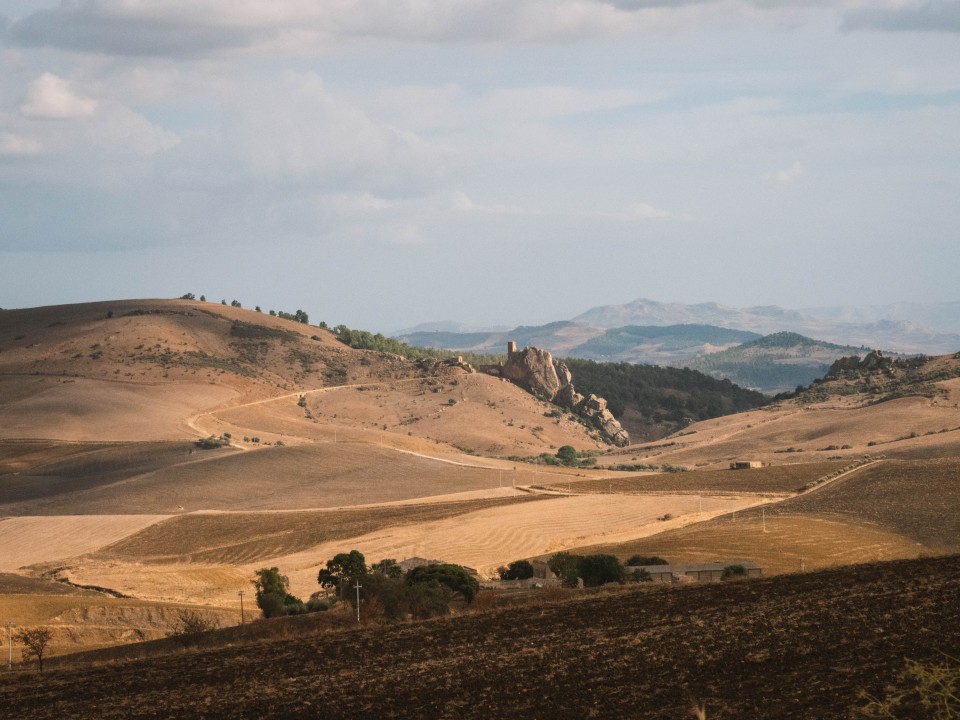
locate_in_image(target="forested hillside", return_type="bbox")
[683,332,869,394]
[564,358,768,441]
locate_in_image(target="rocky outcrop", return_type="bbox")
[825,350,891,379]
[493,343,630,446]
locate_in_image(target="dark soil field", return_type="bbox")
[3,555,958,719]
[0,442,526,515]
[564,461,849,495]
[774,457,960,552]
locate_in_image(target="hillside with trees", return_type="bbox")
[563,358,768,441]
[682,332,873,394]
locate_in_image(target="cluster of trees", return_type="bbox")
[253,551,480,622]
[546,552,659,587]
[332,324,504,366]
[273,309,309,324]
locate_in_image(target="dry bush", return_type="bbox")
[168,610,221,647]
[861,655,960,719]
[469,590,499,614]
[361,596,385,625]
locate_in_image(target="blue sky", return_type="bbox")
[1,1,958,331]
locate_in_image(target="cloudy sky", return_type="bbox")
[1,1,958,331]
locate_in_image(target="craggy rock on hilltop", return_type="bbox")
[825,350,892,378]
[492,344,630,446]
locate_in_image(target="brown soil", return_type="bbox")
[3,555,958,719]
[558,461,849,495]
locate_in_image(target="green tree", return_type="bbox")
[722,564,747,580]
[579,554,625,587]
[252,567,305,618]
[548,551,584,587]
[179,292,195,300]
[556,445,578,465]
[626,555,668,566]
[371,558,402,579]
[499,560,535,581]
[318,550,368,598]
[407,564,479,602]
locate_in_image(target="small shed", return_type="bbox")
[730,460,763,470]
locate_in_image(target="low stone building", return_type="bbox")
[627,561,761,584]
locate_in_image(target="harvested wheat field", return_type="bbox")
[0,515,168,571]
[273,492,767,597]
[576,457,960,575]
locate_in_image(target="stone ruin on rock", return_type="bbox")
[484,341,630,447]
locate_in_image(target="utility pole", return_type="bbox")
[238,590,245,626]
[6,622,14,671]
[354,581,362,624]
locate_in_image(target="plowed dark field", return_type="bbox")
[3,555,958,719]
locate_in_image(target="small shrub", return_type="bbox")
[722,564,747,580]
[169,610,220,646]
[498,560,535,581]
[627,555,668,566]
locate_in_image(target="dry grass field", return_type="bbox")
[0,515,169,571]
[95,495,552,565]
[609,393,960,469]
[0,592,240,659]
[576,456,960,575]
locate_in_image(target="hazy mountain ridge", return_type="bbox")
[573,298,960,354]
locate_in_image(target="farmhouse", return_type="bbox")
[628,561,762,584]
[730,460,764,470]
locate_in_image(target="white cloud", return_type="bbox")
[0,130,42,156]
[21,73,96,119]
[223,72,447,193]
[769,159,804,184]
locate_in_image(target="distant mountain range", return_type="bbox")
[571,298,960,353]
[395,298,960,395]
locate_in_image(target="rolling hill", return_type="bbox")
[682,331,872,394]
[3,295,960,677]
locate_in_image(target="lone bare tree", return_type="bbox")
[17,627,53,672]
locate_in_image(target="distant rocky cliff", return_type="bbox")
[486,343,630,446]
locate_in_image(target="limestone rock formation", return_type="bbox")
[492,343,630,446]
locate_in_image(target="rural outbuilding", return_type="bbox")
[627,561,762,584]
